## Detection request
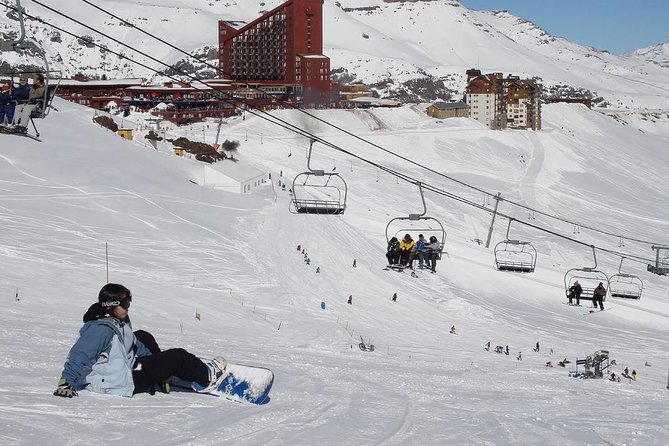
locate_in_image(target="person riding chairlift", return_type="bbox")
[7,73,46,133]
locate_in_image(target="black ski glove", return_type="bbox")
[53,378,78,398]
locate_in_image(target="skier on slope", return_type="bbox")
[53,283,227,398]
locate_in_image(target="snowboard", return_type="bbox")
[584,308,610,315]
[171,363,274,404]
[383,265,405,272]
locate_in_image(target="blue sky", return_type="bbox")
[459,1,669,54]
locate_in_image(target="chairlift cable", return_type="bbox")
[24,0,666,248]
[65,0,667,247]
[14,2,660,264]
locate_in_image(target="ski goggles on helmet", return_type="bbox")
[101,294,132,309]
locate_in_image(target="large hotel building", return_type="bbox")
[218,0,332,107]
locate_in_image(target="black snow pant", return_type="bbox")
[426,252,438,272]
[593,296,604,311]
[134,330,161,354]
[132,348,209,395]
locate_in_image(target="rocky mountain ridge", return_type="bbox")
[1,0,667,108]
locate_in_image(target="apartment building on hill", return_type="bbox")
[218,0,332,108]
[465,69,541,130]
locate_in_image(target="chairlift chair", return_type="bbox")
[0,0,61,139]
[564,246,610,303]
[289,139,347,215]
[385,182,447,260]
[493,218,537,273]
[609,257,643,300]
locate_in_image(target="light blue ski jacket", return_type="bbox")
[61,317,151,397]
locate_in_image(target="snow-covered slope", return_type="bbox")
[2,0,669,108]
[0,96,668,444]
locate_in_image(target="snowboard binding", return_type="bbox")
[358,336,375,352]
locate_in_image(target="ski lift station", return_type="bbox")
[196,161,267,194]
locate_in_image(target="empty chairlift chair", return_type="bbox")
[564,245,610,304]
[609,257,643,300]
[493,219,537,273]
[385,182,447,260]
[289,139,347,215]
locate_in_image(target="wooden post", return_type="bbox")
[105,242,109,282]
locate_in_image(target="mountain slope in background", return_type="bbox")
[1,0,669,108]
[631,42,669,69]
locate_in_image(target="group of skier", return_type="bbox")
[0,73,46,132]
[386,233,441,273]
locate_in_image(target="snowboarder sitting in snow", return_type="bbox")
[53,283,228,398]
[82,297,166,393]
[567,280,583,306]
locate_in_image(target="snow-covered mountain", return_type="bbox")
[2,0,669,108]
[631,42,669,69]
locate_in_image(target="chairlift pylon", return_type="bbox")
[493,218,537,273]
[385,182,446,260]
[289,139,347,215]
[647,245,669,276]
[564,246,610,303]
[609,257,643,300]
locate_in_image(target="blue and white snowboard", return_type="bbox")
[171,363,274,404]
